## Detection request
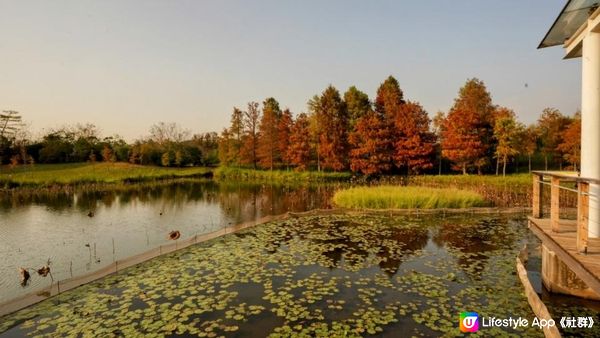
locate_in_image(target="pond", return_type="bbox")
[0,212,563,337]
[0,181,337,303]
[1,182,599,337]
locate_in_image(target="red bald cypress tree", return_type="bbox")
[393,101,435,174]
[349,110,393,175]
[278,109,293,168]
[287,113,312,170]
[441,78,494,174]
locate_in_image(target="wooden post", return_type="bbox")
[532,174,543,218]
[551,176,560,232]
[578,182,590,254]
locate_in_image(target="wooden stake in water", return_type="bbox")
[69,261,73,278]
[112,238,115,260]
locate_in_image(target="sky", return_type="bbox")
[0,0,582,141]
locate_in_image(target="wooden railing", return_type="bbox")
[532,171,600,254]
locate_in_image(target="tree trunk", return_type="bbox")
[502,155,507,177]
[528,154,532,173]
[438,157,442,175]
[462,163,466,175]
[544,155,548,171]
[495,157,499,176]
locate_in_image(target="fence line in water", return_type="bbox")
[0,206,532,318]
[0,212,291,317]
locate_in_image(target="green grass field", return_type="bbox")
[332,185,487,209]
[0,163,212,187]
[214,167,352,183]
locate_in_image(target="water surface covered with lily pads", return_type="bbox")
[0,212,570,337]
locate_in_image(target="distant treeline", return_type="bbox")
[0,75,580,174]
[218,76,580,176]
[0,115,219,167]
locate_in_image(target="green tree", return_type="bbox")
[374,76,404,118]
[241,102,260,168]
[344,86,371,129]
[493,109,522,176]
[228,107,244,166]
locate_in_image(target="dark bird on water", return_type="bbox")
[168,230,181,240]
[37,266,51,277]
[87,211,94,217]
[19,267,30,287]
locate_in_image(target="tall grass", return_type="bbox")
[0,162,212,188]
[332,186,487,209]
[407,174,532,207]
[214,167,351,183]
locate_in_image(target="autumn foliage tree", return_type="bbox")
[557,112,581,170]
[349,110,393,175]
[375,76,405,118]
[519,125,538,172]
[310,86,349,171]
[287,113,312,170]
[538,108,570,170]
[441,78,495,174]
[392,101,435,174]
[257,98,282,170]
[278,109,293,168]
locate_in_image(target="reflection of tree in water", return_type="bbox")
[0,180,222,214]
[432,216,518,278]
[217,182,337,224]
[289,218,429,276]
[0,180,338,221]
[376,226,429,276]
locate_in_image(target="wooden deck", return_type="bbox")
[528,216,600,295]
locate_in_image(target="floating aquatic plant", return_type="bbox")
[0,214,555,337]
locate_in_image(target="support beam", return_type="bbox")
[532,174,543,218]
[581,30,600,238]
[551,176,560,232]
[578,183,590,253]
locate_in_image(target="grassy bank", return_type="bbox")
[407,174,532,207]
[0,163,212,188]
[214,167,351,183]
[333,186,487,209]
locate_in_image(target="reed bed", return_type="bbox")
[214,167,351,183]
[332,186,487,209]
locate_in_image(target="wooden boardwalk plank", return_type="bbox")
[528,217,600,295]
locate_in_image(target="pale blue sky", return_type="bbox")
[0,0,580,140]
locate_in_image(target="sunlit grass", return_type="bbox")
[214,167,351,183]
[0,162,212,187]
[333,185,487,209]
[408,174,532,207]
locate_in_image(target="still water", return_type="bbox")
[0,180,599,337]
[0,181,336,303]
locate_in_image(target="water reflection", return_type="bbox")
[0,180,339,303]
